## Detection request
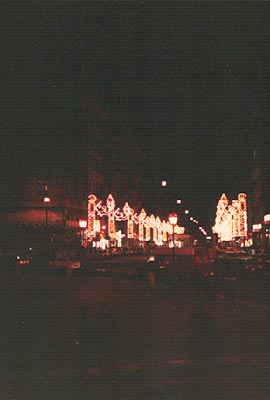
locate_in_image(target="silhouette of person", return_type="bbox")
[188,300,218,358]
[75,304,97,367]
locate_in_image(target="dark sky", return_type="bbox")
[2,1,270,230]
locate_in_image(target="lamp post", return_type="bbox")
[79,219,87,265]
[79,219,87,245]
[168,213,178,278]
[43,196,50,235]
[161,180,167,220]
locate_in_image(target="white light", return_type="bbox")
[168,213,178,226]
[264,214,270,223]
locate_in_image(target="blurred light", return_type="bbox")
[161,180,167,187]
[185,210,189,214]
[43,196,50,204]
[176,199,182,204]
[168,213,178,226]
[79,219,87,228]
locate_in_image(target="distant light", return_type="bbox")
[43,196,50,204]
[264,214,270,223]
[185,210,189,214]
[79,219,87,229]
[168,213,178,226]
[176,199,182,204]
[161,180,167,187]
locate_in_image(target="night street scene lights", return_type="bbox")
[168,212,178,278]
[79,219,87,247]
[43,196,50,234]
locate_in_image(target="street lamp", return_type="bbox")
[168,212,178,254]
[79,219,87,246]
[43,196,50,233]
[161,180,167,219]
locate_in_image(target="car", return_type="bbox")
[48,257,81,270]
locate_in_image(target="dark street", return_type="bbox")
[1,267,270,399]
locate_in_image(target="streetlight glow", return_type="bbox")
[43,196,50,204]
[79,219,87,229]
[168,213,178,226]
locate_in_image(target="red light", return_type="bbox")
[19,260,30,265]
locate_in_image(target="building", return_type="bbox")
[251,143,270,253]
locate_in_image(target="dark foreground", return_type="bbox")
[1,267,270,399]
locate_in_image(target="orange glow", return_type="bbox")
[213,193,248,242]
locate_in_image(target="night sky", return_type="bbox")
[2,2,270,230]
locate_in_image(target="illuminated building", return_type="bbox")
[213,193,248,244]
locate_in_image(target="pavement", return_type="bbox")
[1,269,270,399]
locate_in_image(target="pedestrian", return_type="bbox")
[188,299,218,358]
[75,304,97,368]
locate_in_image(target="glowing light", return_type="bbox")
[88,194,97,236]
[213,193,248,242]
[43,197,50,204]
[94,219,100,233]
[138,209,146,242]
[168,213,178,226]
[79,219,87,229]
[106,194,116,238]
[252,224,262,232]
[176,199,182,204]
[264,214,270,223]
[161,180,167,187]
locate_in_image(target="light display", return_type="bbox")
[138,209,146,241]
[106,194,116,238]
[85,193,185,246]
[87,194,97,237]
[213,193,248,242]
